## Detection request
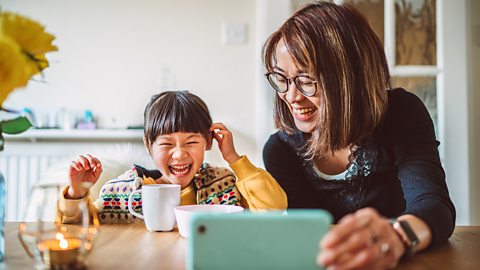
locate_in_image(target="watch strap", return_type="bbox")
[389,219,420,259]
[398,220,420,248]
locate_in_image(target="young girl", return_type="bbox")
[58,91,287,223]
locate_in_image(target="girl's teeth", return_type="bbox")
[170,165,191,175]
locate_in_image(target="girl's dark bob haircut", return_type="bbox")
[143,90,212,148]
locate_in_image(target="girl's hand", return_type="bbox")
[67,154,102,199]
[210,122,241,164]
[317,208,405,270]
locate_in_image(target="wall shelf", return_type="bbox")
[4,129,144,142]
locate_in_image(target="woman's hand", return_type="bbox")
[67,154,102,199]
[318,208,405,270]
[210,122,241,164]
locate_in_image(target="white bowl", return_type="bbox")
[174,204,244,238]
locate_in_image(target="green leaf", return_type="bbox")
[0,133,4,151]
[0,116,32,134]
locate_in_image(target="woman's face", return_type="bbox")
[275,40,321,133]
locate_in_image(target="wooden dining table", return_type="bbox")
[1,222,479,269]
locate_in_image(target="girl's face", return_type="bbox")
[149,132,209,188]
[275,40,321,133]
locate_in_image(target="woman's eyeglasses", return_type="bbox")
[265,72,317,97]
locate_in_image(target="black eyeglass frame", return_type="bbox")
[265,71,318,97]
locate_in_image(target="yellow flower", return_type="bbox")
[0,36,30,105]
[0,12,57,76]
[0,11,57,106]
[0,11,57,150]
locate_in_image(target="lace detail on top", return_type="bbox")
[332,141,378,211]
[345,143,378,181]
[277,130,378,182]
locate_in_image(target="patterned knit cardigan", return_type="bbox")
[95,163,242,223]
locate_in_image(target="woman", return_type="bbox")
[262,2,455,269]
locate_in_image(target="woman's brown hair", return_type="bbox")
[263,1,390,158]
[143,90,212,149]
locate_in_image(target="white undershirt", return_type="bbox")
[313,163,348,181]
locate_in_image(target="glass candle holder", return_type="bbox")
[18,183,99,269]
[37,233,81,267]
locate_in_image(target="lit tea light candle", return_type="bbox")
[37,233,82,268]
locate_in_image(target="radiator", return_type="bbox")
[0,154,68,221]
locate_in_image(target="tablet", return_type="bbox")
[187,210,332,270]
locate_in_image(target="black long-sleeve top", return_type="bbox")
[263,88,455,248]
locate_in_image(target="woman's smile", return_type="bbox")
[292,106,318,120]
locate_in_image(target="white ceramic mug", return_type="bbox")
[128,184,181,232]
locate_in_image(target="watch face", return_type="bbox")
[398,220,419,247]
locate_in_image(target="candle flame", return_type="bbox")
[55,232,64,240]
[59,238,69,249]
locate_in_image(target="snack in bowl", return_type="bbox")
[174,205,244,238]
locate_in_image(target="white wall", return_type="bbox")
[468,0,480,225]
[441,0,470,225]
[2,0,259,166]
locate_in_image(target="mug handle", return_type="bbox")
[128,189,144,219]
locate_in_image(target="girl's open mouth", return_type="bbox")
[169,164,192,176]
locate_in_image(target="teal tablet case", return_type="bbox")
[187,210,332,270]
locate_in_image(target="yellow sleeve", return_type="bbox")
[230,156,287,211]
[180,183,198,205]
[57,185,98,224]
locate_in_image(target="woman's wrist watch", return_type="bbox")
[390,219,420,258]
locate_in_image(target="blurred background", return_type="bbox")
[1,0,479,226]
